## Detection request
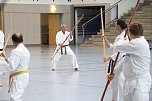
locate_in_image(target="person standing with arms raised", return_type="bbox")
[103,19,129,101]
[108,21,151,101]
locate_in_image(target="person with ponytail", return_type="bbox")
[103,19,129,101]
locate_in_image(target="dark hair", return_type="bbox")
[129,22,143,36]
[12,33,23,43]
[116,19,127,30]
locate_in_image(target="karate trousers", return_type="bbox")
[111,72,124,101]
[123,73,151,101]
[10,73,29,101]
[51,46,79,69]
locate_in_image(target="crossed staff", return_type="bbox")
[50,14,84,60]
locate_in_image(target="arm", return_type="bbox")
[114,57,125,76]
[107,56,125,81]
[103,35,112,48]
[2,32,4,48]
[110,36,129,60]
[0,52,8,63]
[0,52,9,71]
[114,38,136,54]
[7,50,20,72]
[104,56,112,62]
[68,32,73,42]
[110,52,117,61]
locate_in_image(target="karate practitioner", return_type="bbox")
[108,21,151,101]
[51,24,79,71]
[103,19,128,101]
[0,30,5,87]
[0,33,30,101]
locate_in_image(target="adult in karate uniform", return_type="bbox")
[51,24,79,71]
[108,21,151,101]
[103,19,128,101]
[1,33,30,101]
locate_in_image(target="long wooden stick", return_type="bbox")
[100,53,120,101]
[100,8,107,79]
[2,31,12,52]
[2,13,13,53]
[100,0,140,100]
[50,14,84,60]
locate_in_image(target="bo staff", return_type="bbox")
[100,8,107,78]
[100,0,140,100]
[2,13,13,53]
[2,31,12,52]
[50,14,84,60]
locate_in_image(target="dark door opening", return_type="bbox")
[41,14,49,45]
[41,13,61,45]
[74,6,105,44]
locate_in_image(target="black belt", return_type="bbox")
[107,55,127,73]
[0,49,3,51]
[61,45,69,55]
[107,59,115,73]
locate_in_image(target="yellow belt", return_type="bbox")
[8,70,29,93]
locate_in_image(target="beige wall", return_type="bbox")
[3,4,73,45]
[110,0,144,18]
[105,3,111,26]
[2,0,110,4]
[4,12,41,45]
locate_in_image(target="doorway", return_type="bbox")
[41,13,61,46]
[74,6,105,44]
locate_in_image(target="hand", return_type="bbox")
[0,52,8,63]
[101,35,111,48]
[104,56,111,62]
[101,35,105,39]
[107,73,115,81]
[0,52,5,57]
[70,33,73,39]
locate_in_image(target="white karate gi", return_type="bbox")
[51,31,79,69]
[0,30,4,85]
[8,43,30,101]
[0,30,4,50]
[115,36,151,101]
[109,31,128,101]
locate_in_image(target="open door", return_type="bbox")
[48,14,60,46]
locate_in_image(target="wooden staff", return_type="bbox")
[2,12,13,53]
[100,8,107,79]
[2,31,12,52]
[100,0,140,100]
[50,14,84,60]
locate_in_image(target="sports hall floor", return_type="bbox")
[0,45,152,101]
